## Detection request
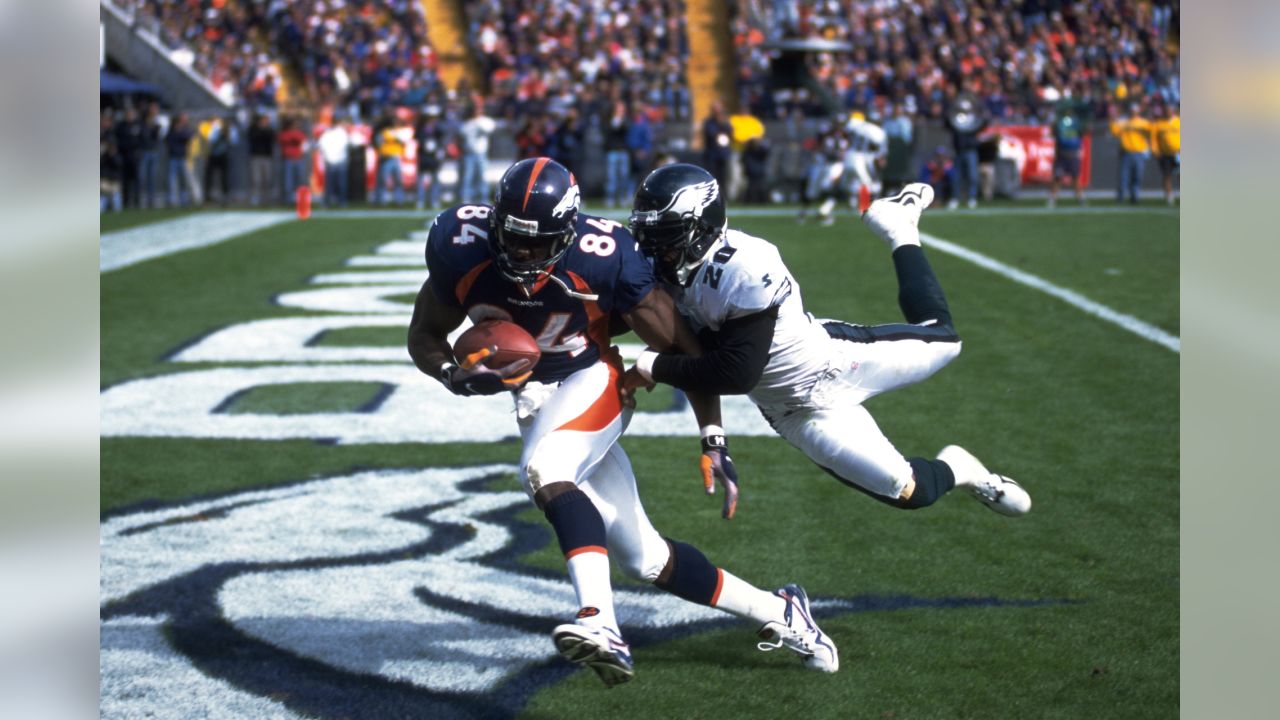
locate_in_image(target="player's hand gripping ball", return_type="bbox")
[444,320,541,396]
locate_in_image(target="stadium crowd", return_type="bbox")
[734,0,1179,124]
[115,0,442,117]
[101,0,1179,211]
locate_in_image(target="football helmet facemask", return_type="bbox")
[629,163,727,285]
[490,157,580,285]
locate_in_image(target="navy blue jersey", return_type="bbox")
[426,203,654,382]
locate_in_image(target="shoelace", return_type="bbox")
[757,626,815,654]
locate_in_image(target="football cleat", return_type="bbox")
[552,622,635,688]
[937,445,1032,516]
[757,584,839,673]
[861,183,934,250]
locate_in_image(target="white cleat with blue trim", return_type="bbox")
[757,584,839,673]
[552,621,635,688]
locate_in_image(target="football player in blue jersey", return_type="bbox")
[408,158,838,686]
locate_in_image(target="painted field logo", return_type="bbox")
[99,233,775,444]
[100,464,1076,719]
[101,464,739,719]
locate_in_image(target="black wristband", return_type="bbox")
[438,363,459,389]
[701,435,728,453]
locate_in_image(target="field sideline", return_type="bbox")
[101,203,1178,719]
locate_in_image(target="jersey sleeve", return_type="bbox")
[722,243,793,319]
[606,229,656,314]
[424,211,463,307]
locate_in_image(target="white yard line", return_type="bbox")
[100,212,293,272]
[919,231,1180,353]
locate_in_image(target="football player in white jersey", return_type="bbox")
[843,111,887,200]
[625,164,1031,517]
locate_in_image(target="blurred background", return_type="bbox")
[94,0,1182,215]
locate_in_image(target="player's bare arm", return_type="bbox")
[407,278,465,380]
[408,279,527,396]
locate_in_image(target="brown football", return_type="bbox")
[453,319,542,371]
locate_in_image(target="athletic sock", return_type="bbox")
[655,539,785,625]
[892,245,953,328]
[544,488,617,630]
[565,550,617,630]
[713,570,788,626]
[899,457,957,509]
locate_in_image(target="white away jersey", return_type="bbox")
[674,229,834,407]
[844,117,887,156]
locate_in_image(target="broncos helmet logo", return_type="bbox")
[657,179,718,220]
[550,184,580,219]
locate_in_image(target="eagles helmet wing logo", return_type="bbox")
[551,184,580,218]
[659,179,718,219]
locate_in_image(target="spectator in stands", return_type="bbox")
[100,136,123,213]
[248,114,277,206]
[701,101,733,191]
[921,145,955,207]
[741,136,772,205]
[604,100,632,208]
[138,103,164,209]
[319,118,352,208]
[945,83,987,210]
[1049,99,1088,208]
[626,104,654,186]
[165,113,194,207]
[882,104,918,197]
[549,107,585,179]
[416,108,450,210]
[278,117,308,203]
[185,118,206,207]
[458,102,496,204]
[203,115,238,206]
[115,107,143,209]
[1111,103,1152,204]
[1151,0,1175,41]
[514,114,549,160]
[1151,103,1180,206]
[375,114,410,206]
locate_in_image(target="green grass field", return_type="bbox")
[100,205,1178,719]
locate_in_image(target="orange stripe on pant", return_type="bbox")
[709,567,725,606]
[565,545,608,559]
[555,362,623,433]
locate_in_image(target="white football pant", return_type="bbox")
[515,361,669,582]
[764,334,961,499]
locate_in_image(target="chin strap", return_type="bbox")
[543,272,600,301]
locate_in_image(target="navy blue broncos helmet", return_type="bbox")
[490,157,580,284]
[629,163,726,285]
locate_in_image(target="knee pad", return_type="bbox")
[612,534,670,584]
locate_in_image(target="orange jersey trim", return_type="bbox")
[565,545,608,560]
[455,259,493,306]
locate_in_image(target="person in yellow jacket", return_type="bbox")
[375,114,410,205]
[1111,104,1151,204]
[1150,104,1180,206]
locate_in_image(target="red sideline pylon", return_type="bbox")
[858,184,872,214]
[296,186,312,220]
